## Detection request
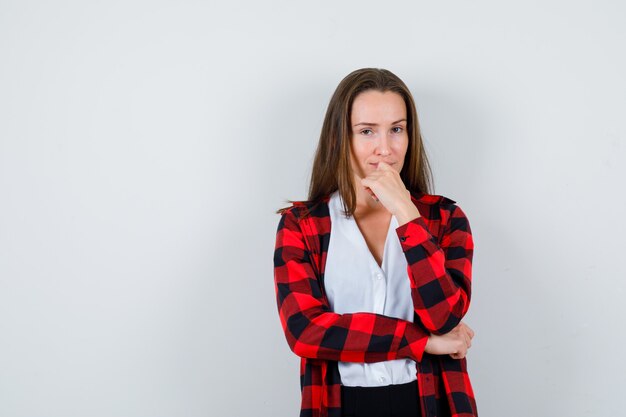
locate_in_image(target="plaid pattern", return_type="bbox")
[273,191,477,417]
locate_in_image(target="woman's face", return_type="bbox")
[349,90,409,181]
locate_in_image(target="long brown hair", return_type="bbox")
[276,68,434,218]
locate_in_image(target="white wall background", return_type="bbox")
[1,1,624,416]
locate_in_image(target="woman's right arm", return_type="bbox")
[273,208,429,363]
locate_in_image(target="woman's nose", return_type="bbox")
[376,133,391,155]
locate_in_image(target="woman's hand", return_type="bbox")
[424,321,475,359]
[359,161,416,220]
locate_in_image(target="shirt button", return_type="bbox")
[376,273,383,280]
[379,376,386,382]
[400,236,407,242]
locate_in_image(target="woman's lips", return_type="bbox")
[370,162,396,168]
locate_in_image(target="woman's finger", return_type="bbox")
[460,322,474,339]
[365,187,379,201]
[467,326,475,339]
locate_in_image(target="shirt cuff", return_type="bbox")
[401,323,429,363]
[395,216,434,250]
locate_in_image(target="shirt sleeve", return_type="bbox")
[274,208,429,363]
[395,204,474,335]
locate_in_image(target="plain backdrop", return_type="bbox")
[1,1,625,416]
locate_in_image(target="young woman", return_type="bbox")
[273,68,477,417]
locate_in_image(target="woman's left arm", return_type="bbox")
[395,204,474,335]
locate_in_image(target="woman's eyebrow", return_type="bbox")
[353,119,407,127]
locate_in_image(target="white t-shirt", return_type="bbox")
[324,190,417,387]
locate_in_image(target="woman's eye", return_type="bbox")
[360,129,373,135]
[392,126,404,133]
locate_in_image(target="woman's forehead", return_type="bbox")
[351,91,407,123]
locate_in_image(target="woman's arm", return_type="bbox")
[274,208,429,363]
[395,204,474,335]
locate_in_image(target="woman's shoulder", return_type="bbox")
[412,192,474,239]
[276,195,332,218]
[410,191,469,227]
[411,191,457,206]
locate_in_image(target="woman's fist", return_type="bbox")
[424,321,475,359]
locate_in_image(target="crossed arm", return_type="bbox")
[273,204,474,363]
[273,208,429,363]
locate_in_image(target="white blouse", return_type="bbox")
[324,190,417,387]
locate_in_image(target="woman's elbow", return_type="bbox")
[422,306,467,335]
[282,313,316,357]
